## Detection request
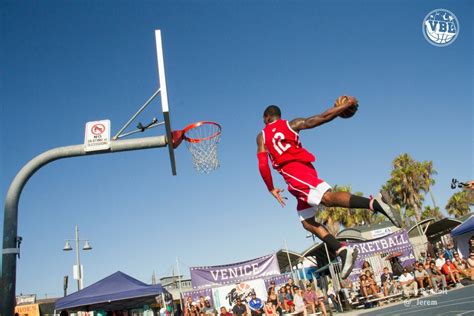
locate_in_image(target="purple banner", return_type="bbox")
[190,254,281,289]
[347,230,416,282]
[182,288,214,307]
[263,273,291,289]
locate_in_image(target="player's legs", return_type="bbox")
[321,190,402,228]
[300,216,357,280]
[280,162,358,279]
[281,161,402,228]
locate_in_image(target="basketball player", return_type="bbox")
[256,97,402,279]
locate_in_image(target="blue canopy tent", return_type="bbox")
[55,271,172,312]
[451,215,474,258]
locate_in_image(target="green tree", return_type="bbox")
[382,153,436,226]
[421,206,444,221]
[350,192,386,226]
[445,190,474,218]
[316,185,351,235]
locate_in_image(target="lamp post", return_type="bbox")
[63,225,92,291]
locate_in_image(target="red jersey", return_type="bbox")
[262,119,315,169]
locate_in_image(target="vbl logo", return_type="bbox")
[423,9,459,47]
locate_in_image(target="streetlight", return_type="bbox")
[63,225,92,291]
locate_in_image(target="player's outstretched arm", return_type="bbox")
[289,96,358,132]
[256,133,286,207]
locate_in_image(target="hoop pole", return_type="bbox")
[1,135,167,316]
[113,88,161,140]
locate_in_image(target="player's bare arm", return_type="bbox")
[289,96,358,132]
[256,133,286,207]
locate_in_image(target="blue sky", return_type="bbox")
[1,0,472,298]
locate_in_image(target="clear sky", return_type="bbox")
[1,0,472,298]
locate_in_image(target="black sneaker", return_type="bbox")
[375,191,402,228]
[337,246,358,279]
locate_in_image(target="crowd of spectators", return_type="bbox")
[183,278,335,316]
[341,240,474,305]
[184,238,474,315]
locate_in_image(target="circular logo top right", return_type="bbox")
[422,9,460,47]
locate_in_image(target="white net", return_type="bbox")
[184,122,221,174]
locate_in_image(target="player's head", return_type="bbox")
[263,105,281,125]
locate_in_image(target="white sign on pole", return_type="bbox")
[371,227,393,239]
[84,120,111,152]
[73,264,84,280]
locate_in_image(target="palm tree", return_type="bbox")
[316,185,351,235]
[421,206,444,221]
[445,190,474,218]
[420,161,438,208]
[316,186,386,234]
[382,153,436,225]
[350,192,386,226]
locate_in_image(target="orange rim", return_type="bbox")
[182,121,222,143]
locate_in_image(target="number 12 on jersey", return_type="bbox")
[272,132,290,155]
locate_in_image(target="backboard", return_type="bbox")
[155,30,176,175]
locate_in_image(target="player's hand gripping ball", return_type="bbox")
[334,95,358,119]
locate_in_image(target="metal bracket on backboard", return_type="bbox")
[113,89,165,140]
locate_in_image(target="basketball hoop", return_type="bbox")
[172,121,222,173]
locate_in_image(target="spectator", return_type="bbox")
[425,253,433,269]
[326,281,342,313]
[441,259,463,287]
[414,263,433,294]
[185,296,195,316]
[232,298,248,316]
[453,252,470,278]
[285,286,294,312]
[315,287,329,312]
[292,287,307,316]
[285,279,295,296]
[268,281,276,292]
[190,305,199,316]
[467,253,474,281]
[303,284,316,314]
[398,268,418,298]
[470,237,474,254]
[380,267,396,296]
[364,270,382,297]
[427,261,447,291]
[277,286,288,312]
[435,252,446,269]
[389,256,404,276]
[427,260,447,292]
[303,283,327,316]
[198,296,206,312]
[359,274,377,298]
[267,285,281,315]
[248,292,263,316]
[220,307,232,316]
[444,244,455,261]
[202,300,217,316]
[339,277,354,304]
[263,301,276,316]
[419,251,427,263]
[362,260,374,275]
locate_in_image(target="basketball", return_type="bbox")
[334,95,358,119]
